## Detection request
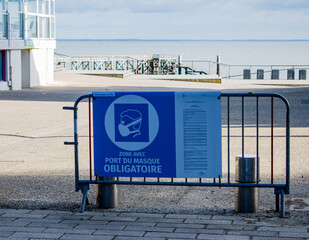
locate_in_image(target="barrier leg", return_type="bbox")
[80,185,89,213]
[275,194,280,212]
[280,190,285,218]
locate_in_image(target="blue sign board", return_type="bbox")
[92,91,222,178]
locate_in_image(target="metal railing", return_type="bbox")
[55,55,308,80]
[64,92,290,217]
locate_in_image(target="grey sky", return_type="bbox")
[56,0,309,40]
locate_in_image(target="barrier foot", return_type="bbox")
[280,190,285,218]
[80,185,89,213]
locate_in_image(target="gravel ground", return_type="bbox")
[0,72,309,220]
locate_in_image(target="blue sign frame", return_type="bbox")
[92,91,222,178]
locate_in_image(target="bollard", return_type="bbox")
[299,70,306,80]
[257,69,264,80]
[235,154,259,213]
[96,177,119,209]
[243,69,251,79]
[271,69,280,79]
[287,69,295,80]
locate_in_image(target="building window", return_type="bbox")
[38,0,49,14]
[39,16,48,38]
[25,0,37,14]
[0,51,6,81]
[8,0,23,39]
[25,14,36,38]
[0,12,8,38]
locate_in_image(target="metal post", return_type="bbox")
[216,55,220,76]
[96,177,119,209]
[235,154,259,213]
[178,55,182,75]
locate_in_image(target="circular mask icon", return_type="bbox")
[105,95,159,151]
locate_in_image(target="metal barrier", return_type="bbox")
[64,92,290,217]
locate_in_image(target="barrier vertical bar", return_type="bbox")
[74,106,79,191]
[89,97,92,181]
[242,96,245,158]
[286,98,291,194]
[256,97,260,183]
[227,96,230,183]
[271,97,274,184]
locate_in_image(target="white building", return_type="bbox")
[0,0,55,90]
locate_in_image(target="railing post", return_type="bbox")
[216,55,221,76]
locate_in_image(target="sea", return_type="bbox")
[55,40,309,79]
[55,40,309,65]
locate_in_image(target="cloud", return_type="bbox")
[55,0,309,39]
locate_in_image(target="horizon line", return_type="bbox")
[56,38,309,42]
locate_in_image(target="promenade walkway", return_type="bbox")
[1,209,309,240]
[0,72,309,239]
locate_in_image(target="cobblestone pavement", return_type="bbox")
[0,209,309,240]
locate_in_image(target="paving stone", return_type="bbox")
[124,225,175,232]
[59,219,108,225]
[61,215,92,220]
[144,232,197,239]
[165,214,212,220]
[59,234,114,240]
[156,223,205,229]
[207,224,256,231]
[13,217,61,224]
[107,221,156,227]
[75,224,125,230]
[76,212,120,217]
[257,226,308,233]
[91,216,138,222]
[0,221,32,227]
[44,227,95,235]
[0,226,46,233]
[185,219,232,225]
[119,213,165,218]
[114,237,165,240]
[30,210,73,216]
[9,232,63,239]
[279,232,309,238]
[198,234,249,240]
[1,213,48,218]
[252,237,303,240]
[27,222,78,229]
[0,232,12,237]
[137,217,185,223]
[211,215,247,221]
[227,230,277,237]
[175,228,224,235]
[93,229,145,237]
[0,217,17,223]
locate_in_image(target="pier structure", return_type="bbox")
[55,54,181,75]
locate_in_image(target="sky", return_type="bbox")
[55,0,309,40]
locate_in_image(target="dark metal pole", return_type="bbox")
[96,177,119,209]
[216,55,220,76]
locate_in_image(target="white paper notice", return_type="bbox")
[175,91,222,178]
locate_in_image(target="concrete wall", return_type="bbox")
[11,50,22,90]
[21,50,30,88]
[30,48,55,87]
